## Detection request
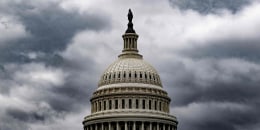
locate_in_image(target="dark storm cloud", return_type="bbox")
[169,0,251,14]
[155,9,260,128]
[159,56,260,130]
[0,61,98,130]
[178,38,260,62]
[0,115,28,130]
[0,1,110,130]
[159,51,260,130]
[7,108,46,122]
[47,72,97,112]
[1,0,259,130]
[0,1,111,64]
[164,60,260,106]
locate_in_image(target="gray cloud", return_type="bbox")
[169,0,252,14]
[0,1,111,64]
[178,38,260,62]
[157,55,260,130]
[146,3,260,128]
[0,1,110,130]
[1,0,260,130]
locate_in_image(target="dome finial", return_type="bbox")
[126,9,135,33]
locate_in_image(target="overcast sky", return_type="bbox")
[0,0,260,130]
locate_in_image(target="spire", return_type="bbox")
[125,9,136,33]
[119,9,142,59]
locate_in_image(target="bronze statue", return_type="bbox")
[126,9,135,33]
[128,9,133,23]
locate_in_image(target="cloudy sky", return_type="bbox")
[0,0,260,130]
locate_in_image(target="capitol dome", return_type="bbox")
[98,57,162,87]
[83,9,178,130]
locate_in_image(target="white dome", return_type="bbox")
[98,57,162,87]
[83,10,178,130]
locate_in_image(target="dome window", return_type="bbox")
[122,99,125,109]
[109,100,112,110]
[149,100,152,110]
[104,101,106,110]
[159,102,162,111]
[155,101,157,110]
[129,99,132,109]
[99,101,101,111]
[115,100,118,109]
[136,99,139,109]
[142,100,146,109]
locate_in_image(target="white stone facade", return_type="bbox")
[83,11,178,130]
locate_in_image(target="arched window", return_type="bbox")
[129,99,132,109]
[99,101,101,111]
[104,101,106,110]
[122,99,125,109]
[109,100,112,110]
[149,100,151,110]
[155,101,157,110]
[159,102,162,111]
[142,100,146,109]
[136,99,139,109]
[115,100,118,109]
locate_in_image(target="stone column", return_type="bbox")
[149,122,152,130]
[116,122,119,130]
[108,122,111,130]
[95,124,97,130]
[141,122,144,130]
[157,123,159,130]
[163,124,165,130]
[133,122,136,130]
[125,122,128,130]
[102,123,104,130]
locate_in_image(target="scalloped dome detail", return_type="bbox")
[98,58,162,87]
